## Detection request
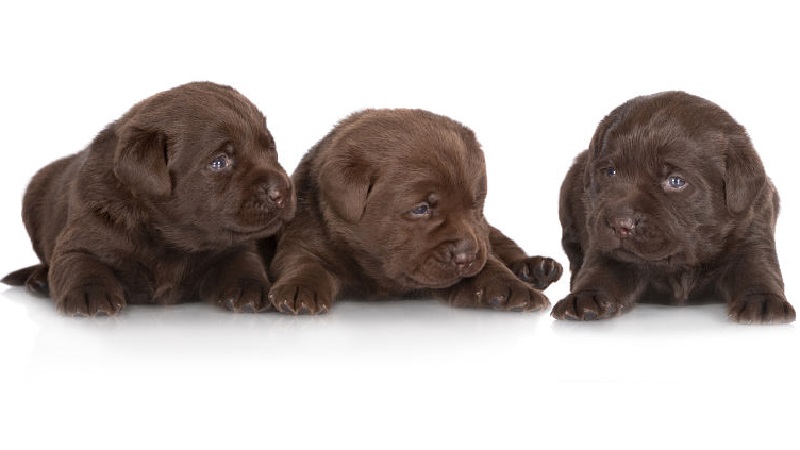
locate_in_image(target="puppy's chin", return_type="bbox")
[222,216,287,242]
[157,216,287,252]
[588,218,683,264]
[600,237,684,266]
[221,203,296,242]
[402,257,486,289]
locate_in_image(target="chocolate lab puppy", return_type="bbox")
[268,109,562,314]
[2,82,295,316]
[553,91,795,323]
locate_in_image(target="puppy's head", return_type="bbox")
[582,91,766,266]
[315,109,490,289]
[113,82,295,250]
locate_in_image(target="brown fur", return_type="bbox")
[553,91,795,323]
[268,109,562,314]
[2,82,296,316]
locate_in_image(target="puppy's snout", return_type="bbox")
[609,216,637,238]
[451,240,478,271]
[265,183,288,209]
[260,175,291,210]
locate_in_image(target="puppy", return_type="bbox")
[553,91,795,323]
[2,82,295,316]
[268,109,562,314]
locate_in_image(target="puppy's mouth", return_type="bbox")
[231,198,295,234]
[405,255,486,288]
[242,199,294,218]
[596,222,678,264]
[610,248,670,264]
[223,215,285,239]
[406,273,468,289]
[608,243,687,266]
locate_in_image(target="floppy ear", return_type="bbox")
[317,153,374,223]
[724,133,766,215]
[583,113,616,189]
[113,126,171,198]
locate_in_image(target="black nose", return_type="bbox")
[609,216,637,238]
[263,179,290,209]
[451,239,478,271]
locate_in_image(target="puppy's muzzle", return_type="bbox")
[256,169,292,211]
[450,239,479,275]
[263,180,290,210]
[609,216,638,238]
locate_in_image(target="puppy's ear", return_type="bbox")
[724,133,766,215]
[317,153,374,223]
[114,126,171,198]
[583,113,616,189]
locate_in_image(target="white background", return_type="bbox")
[1,1,797,449]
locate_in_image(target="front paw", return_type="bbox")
[729,293,796,324]
[449,270,550,312]
[510,256,563,289]
[551,290,630,321]
[56,283,127,317]
[268,282,333,315]
[217,280,273,313]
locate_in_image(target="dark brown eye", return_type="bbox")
[210,154,231,171]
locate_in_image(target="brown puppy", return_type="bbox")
[268,109,562,314]
[2,82,295,316]
[553,91,795,323]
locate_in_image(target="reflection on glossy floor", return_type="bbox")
[1,285,796,450]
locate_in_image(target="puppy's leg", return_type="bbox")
[49,251,127,317]
[446,254,550,312]
[489,226,563,289]
[720,245,795,324]
[560,226,584,289]
[200,248,272,313]
[268,247,340,315]
[551,256,646,321]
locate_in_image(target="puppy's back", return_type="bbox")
[22,152,82,264]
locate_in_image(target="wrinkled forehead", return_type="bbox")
[185,90,265,130]
[613,94,734,147]
[385,149,487,200]
[155,93,272,152]
[599,130,724,185]
[406,135,483,171]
